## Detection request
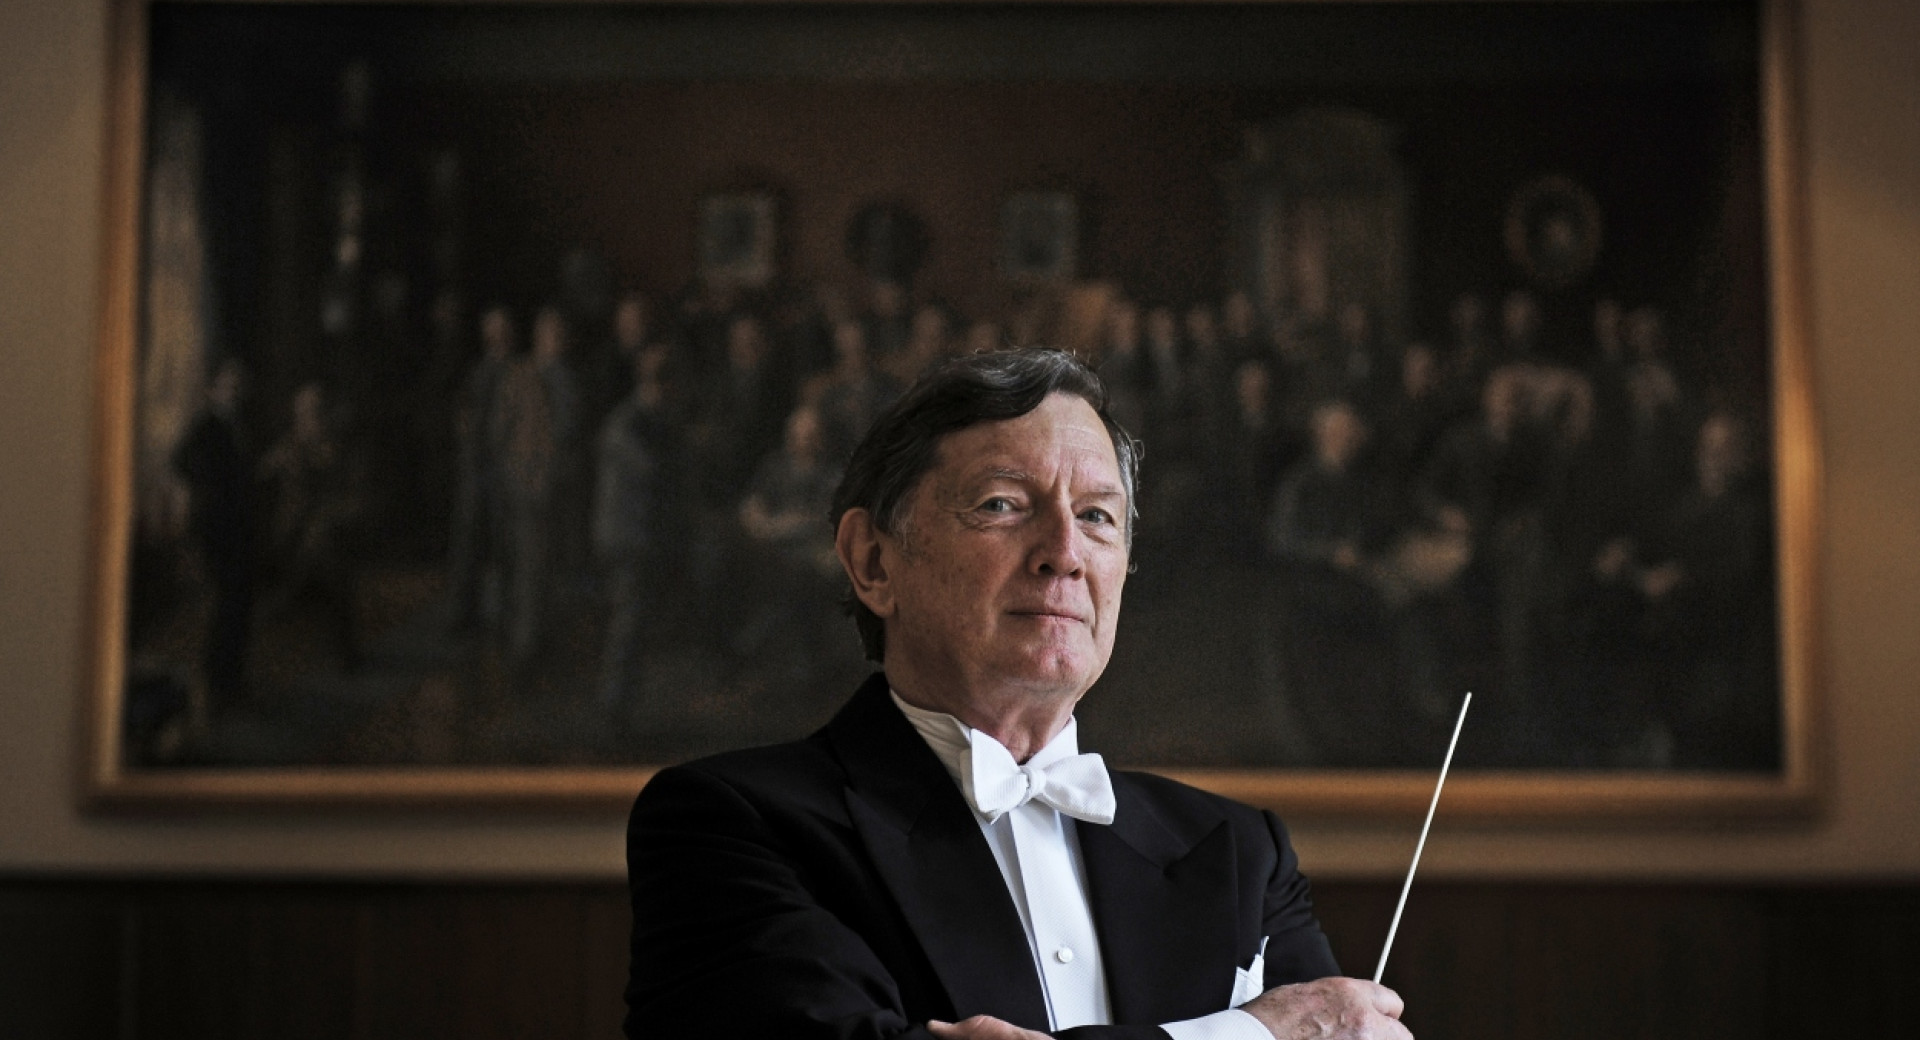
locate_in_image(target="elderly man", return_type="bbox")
[625,349,1410,1040]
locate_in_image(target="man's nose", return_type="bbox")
[1029,501,1084,577]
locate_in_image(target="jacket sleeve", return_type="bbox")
[625,763,942,1040]
[1257,810,1341,985]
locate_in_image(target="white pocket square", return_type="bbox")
[1229,937,1268,1008]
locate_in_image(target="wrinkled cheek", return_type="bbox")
[1089,628,1118,673]
[1088,606,1119,653]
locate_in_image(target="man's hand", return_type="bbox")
[1239,977,1412,1040]
[927,1015,1048,1040]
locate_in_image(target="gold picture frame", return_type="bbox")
[83,0,1819,818]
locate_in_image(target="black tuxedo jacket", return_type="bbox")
[624,673,1338,1039]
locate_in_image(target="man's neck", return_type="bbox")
[887,673,1077,764]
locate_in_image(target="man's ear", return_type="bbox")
[835,508,896,619]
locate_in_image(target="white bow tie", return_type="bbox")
[961,729,1116,826]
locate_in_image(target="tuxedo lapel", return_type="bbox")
[829,676,1052,1030]
[1079,775,1241,1024]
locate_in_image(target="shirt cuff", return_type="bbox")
[1159,1008,1271,1040]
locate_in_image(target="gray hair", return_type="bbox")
[829,347,1139,662]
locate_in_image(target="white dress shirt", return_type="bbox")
[891,692,1271,1040]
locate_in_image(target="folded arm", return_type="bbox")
[626,764,937,1040]
[626,765,1170,1040]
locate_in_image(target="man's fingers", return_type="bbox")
[1242,977,1414,1040]
[1366,981,1406,1019]
[1352,980,1413,1040]
[926,1015,1048,1040]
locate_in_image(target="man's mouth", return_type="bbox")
[1009,609,1085,623]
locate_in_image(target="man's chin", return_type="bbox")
[998,650,1107,700]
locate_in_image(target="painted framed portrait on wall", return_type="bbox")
[698,191,778,289]
[86,0,1817,816]
[1000,191,1080,283]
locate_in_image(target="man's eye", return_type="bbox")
[979,497,1016,513]
[1080,507,1115,525]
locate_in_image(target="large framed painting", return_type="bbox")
[85,0,1819,816]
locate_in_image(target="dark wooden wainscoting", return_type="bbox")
[3,876,1912,1040]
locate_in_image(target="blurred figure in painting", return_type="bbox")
[595,344,679,713]
[259,381,363,673]
[1594,410,1775,768]
[731,404,845,690]
[685,313,789,631]
[817,318,902,460]
[1266,399,1402,765]
[171,358,255,714]
[449,305,514,631]
[493,306,581,669]
[1444,292,1494,399]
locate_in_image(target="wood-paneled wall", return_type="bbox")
[2,877,1911,1040]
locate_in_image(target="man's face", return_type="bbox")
[728,317,765,371]
[1312,404,1366,471]
[880,393,1130,707]
[1697,414,1747,495]
[1235,361,1271,416]
[1224,292,1255,339]
[1502,293,1541,349]
[291,384,325,441]
[1146,308,1179,350]
[208,362,244,414]
[1451,294,1484,339]
[1185,306,1219,352]
[1106,303,1140,354]
[786,406,824,460]
[1337,303,1371,347]
[1402,345,1438,397]
[1625,308,1665,359]
[480,309,514,359]
[833,321,868,369]
[615,297,648,349]
[911,305,946,344]
[534,310,568,362]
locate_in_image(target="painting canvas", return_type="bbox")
[698,192,778,288]
[88,0,1816,814]
[1001,191,1079,283]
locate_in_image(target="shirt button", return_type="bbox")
[1054,946,1075,964]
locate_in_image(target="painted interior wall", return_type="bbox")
[2,0,1915,880]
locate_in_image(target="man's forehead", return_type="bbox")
[930,396,1122,488]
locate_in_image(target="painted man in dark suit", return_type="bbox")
[171,358,253,712]
[625,349,1410,1040]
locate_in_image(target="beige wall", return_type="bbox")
[3,0,1915,881]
